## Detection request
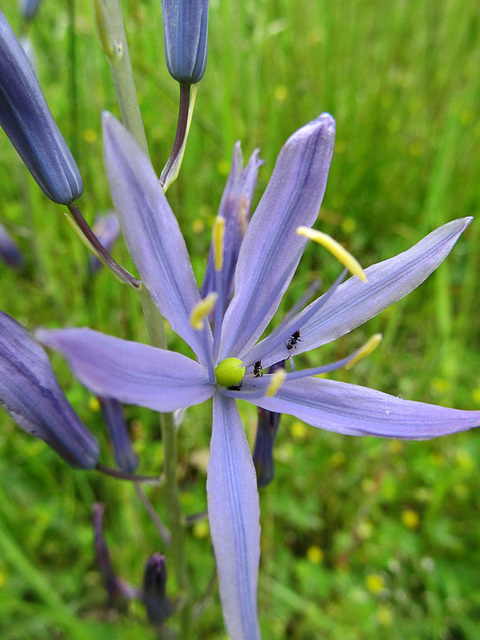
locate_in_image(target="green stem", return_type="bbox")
[93,0,149,157]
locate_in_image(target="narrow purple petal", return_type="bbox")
[201,142,263,309]
[36,327,214,412]
[207,394,261,639]
[251,377,480,439]
[218,114,335,360]
[0,312,99,469]
[258,217,472,369]
[99,397,138,474]
[103,113,210,363]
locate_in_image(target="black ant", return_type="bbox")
[286,330,301,352]
[253,361,263,377]
[227,382,243,391]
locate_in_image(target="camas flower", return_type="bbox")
[36,113,480,640]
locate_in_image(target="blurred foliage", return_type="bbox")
[0,0,479,637]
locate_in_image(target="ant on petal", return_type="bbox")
[286,330,301,353]
[253,361,263,377]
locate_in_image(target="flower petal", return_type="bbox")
[36,328,214,412]
[218,114,335,360]
[207,394,261,639]
[103,113,210,363]
[0,312,99,469]
[251,377,480,439]
[257,217,472,368]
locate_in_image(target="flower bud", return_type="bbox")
[0,223,23,268]
[161,0,209,84]
[0,311,99,469]
[143,553,171,626]
[0,10,83,204]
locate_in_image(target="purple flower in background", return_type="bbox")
[0,223,23,268]
[36,113,480,639]
[161,0,209,84]
[88,212,121,274]
[201,142,263,311]
[22,0,43,22]
[0,10,83,205]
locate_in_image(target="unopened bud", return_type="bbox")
[143,553,171,626]
[0,312,99,469]
[0,10,83,205]
[161,0,209,84]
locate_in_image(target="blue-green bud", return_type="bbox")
[0,10,83,205]
[161,0,209,84]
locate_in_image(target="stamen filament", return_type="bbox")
[297,226,367,282]
[345,333,382,370]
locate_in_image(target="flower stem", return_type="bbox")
[93,0,149,157]
[160,83,194,191]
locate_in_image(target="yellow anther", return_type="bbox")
[296,226,367,282]
[190,293,218,330]
[265,369,287,398]
[345,333,383,370]
[213,216,226,271]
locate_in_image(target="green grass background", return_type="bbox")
[0,0,480,637]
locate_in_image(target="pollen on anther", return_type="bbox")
[190,293,218,330]
[296,226,367,282]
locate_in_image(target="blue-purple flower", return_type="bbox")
[36,113,480,639]
[0,10,83,205]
